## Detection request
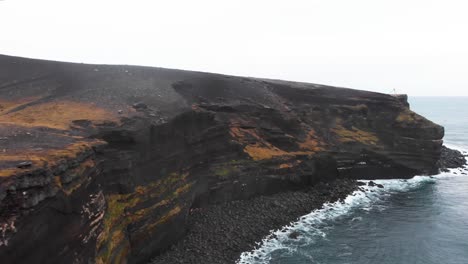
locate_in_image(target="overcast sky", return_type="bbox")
[1,0,467,96]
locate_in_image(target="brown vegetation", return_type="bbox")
[0,100,119,130]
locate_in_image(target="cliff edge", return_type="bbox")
[0,55,451,263]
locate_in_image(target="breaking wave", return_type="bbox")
[237,167,465,264]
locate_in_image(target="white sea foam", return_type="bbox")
[237,173,461,264]
[238,144,468,263]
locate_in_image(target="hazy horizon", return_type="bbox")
[1,0,467,96]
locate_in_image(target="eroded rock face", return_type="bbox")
[0,55,448,263]
[437,146,467,170]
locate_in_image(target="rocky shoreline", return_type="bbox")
[0,55,464,263]
[150,179,359,264]
[149,146,467,264]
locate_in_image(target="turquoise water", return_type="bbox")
[239,97,468,264]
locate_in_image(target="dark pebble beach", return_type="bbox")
[150,178,358,264]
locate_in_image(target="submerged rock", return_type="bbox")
[288,231,301,240]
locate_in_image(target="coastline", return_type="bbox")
[150,179,359,264]
[150,146,467,264]
[239,167,468,264]
[0,55,464,263]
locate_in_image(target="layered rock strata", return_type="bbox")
[0,55,454,263]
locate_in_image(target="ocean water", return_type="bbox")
[238,97,468,264]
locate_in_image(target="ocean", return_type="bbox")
[238,97,468,264]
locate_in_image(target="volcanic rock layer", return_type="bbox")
[0,55,448,263]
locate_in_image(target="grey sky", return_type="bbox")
[1,0,467,96]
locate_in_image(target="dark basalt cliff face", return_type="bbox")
[0,55,446,263]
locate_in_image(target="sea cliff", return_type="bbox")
[0,55,460,263]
